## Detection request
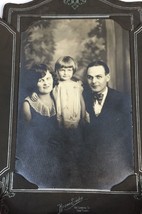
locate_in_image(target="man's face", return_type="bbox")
[87,65,110,93]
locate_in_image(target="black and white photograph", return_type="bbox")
[13,18,135,191]
[2,0,142,213]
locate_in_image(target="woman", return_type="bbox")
[15,64,62,188]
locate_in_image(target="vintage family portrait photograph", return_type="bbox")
[13,18,135,191]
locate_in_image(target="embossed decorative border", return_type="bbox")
[0,173,15,214]
[134,26,142,173]
[63,0,87,9]
[2,0,141,196]
[0,21,16,177]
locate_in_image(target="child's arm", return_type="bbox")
[80,94,86,121]
[80,94,90,124]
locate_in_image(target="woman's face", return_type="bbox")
[37,71,53,94]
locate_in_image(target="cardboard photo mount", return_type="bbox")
[1,0,142,213]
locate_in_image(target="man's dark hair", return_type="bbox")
[86,60,110,75]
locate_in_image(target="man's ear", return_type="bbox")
[106,73,110,82]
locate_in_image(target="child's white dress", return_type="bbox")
[53,80,83,128]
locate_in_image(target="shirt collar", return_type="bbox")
[92,87,108,106]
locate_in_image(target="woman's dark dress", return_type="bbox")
[15,96,62,188]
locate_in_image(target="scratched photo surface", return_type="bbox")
[13,19,135,191]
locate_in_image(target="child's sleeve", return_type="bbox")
[77,80,83,93]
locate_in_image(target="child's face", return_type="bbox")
[37,71,53,94]
[58,67,73,81]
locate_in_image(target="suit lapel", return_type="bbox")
[84,86,114,120]
[97,88,113,117]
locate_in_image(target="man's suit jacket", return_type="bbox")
[82,87,134,190]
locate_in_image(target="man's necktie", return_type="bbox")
[93,93,104,105]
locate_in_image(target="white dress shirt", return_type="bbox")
[93,87,108,116]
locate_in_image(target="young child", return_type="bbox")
[53,56,86,129]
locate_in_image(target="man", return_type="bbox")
[82,60,135,190]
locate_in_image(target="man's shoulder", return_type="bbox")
[108,87,131,107]
[108,88,123,96]
[108,88,129,99]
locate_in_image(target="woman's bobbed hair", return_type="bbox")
[27,64,57,93]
